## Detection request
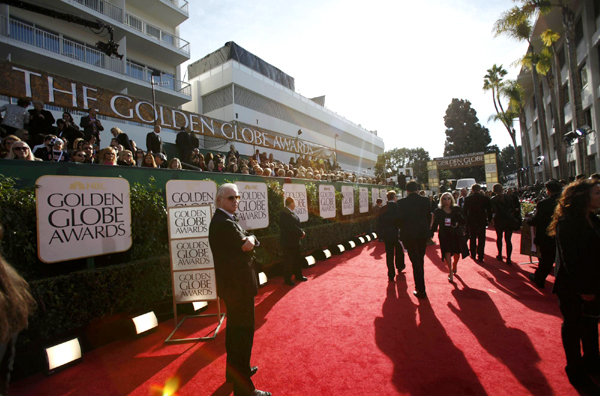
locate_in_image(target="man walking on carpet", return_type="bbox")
[209,183,271,396]
[379,190,405,282]
[280,197,307,286]
[463,184,492,262]
[397,181,432,298]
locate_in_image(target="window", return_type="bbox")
[579,63,588,88]
[566,122,573,133]
[563,83,570,105]
[584,108,594,129]
[534,121,539,136]
[559,46,566,68]
[552,133,557,152]
[590,155,597,174]
[575,17,584,46]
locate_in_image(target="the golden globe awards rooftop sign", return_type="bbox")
[434,152,485,169]
[35,176,131,263]
[0,61,333,158]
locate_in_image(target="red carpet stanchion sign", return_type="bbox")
[164,180,223,342]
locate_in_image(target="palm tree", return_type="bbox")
[539,29,569,179]
[483,64,522,187]
[518,0,589,176]
[494,6,553,180]
[502,79,536,185]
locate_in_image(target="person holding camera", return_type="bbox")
[39,137,69,162]
[549,179,600,390]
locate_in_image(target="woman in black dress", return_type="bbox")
[548,179,600,388]
[432,192,465,282]
[491,183,518,265]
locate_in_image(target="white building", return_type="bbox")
[519,0,599,181]
[182,42,385,174]
[0,0,191,148]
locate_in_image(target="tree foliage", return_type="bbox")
[443,99,492,181]
[374,147,431,184]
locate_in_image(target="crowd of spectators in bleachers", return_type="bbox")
[0,98,379,184]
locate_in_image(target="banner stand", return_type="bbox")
[165,299,225,343]
[518,222,540,266]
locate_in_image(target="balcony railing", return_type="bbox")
[162,0,189,14]
[124,12,190,54]
[0,16,191,97]
[126,61,191,96]
[72,0,190,54]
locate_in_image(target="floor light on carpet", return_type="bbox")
[193,301,208,311]
[132,311,158,337]
[365,235,371,242]
[336,244,345,253]
[259,272,268,286]
[348,240,356,249]
[323,249,332,259]
[358,236,365,244]
[304,255,316,266]
[371,232,377,239]
[45,337,82,374]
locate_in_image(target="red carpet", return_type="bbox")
[11,230,579,395]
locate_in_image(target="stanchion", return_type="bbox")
[165,298,226,343]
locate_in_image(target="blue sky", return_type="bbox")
[180,0,529,158]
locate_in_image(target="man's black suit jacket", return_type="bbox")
[530,194,559,246]
[279,208,303,248]
[28,109,55,136]
[397,193,431,241]
[463,193,492,227]
[146,132,163,154]
[209,209,258,302]
[379,201,400,242]
[80,116,104,141]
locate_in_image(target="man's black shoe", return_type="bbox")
[397,265,406,273]
[249,391,272,396]
[284,279,295,286]
[413,290,427,299]
[477,256,484,262]
[471,254,476,260]
[388,276,395,282]
[295,276,308,282]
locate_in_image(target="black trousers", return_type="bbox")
[557,290,600,371]
[223,295,256,396]
[0,336,17,396]
[468,224,487,259]
[282,246,303,281]
[495,227,513,260]
[403,239,427,293]
[533,241,556,284]
[384,240,405,278]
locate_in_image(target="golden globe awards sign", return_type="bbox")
[372,188,379,206]
[341,186,354,216]
[282,183,309,222]
[167,204,216,303]
[35,176,131,263]
[166,180,217,209]
[319,185,336,219]
[359,187,369,213]
[235,181,269,230]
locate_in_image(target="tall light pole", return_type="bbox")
[334,133,339,169]
[296,129,302,162]
[151,70,169,127]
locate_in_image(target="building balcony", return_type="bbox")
[129,0,189,26]
[65,0,190,64]
[0,15,191,106]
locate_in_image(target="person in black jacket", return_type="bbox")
[279,197,307,286]
[463,184,492,262]
[79,108,103,144]
[110,127,134,153]
[146,125,164,154]
[549,179,600,390]
[208,184,270,396]
[397,181,432,298]
[528,180,562,288]
[431,192,465,282]
[379,190,405,282]
[175,126,191,162]
[27,100,55,146]
[491,183,518,265]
